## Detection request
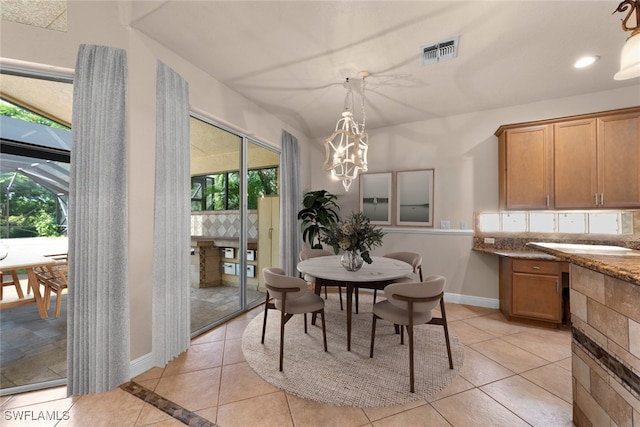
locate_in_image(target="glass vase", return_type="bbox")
[341,250,363,271]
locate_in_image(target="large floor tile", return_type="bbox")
[218,361,279,405]
[362,399,426,422]
[372,403,450,427]
[458,347,515,387]
[501,328,571,362]
[286,393,370,427]
[431,388,529,426]
[448,320,495,345]
[58,388,144,427]
[520,363,573,403]
[470,338,549,373]
[481,375,573,426]
[153,367,221,412]
[217,391,293,427]
[222,336,245,365]
[461,313,532,337]
[162,340,224,376]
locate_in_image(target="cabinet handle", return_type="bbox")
[556,280,559,293]
[546,195,549,207]
[532,266,540,270]
[600,193,604,206]
[594,193,599,206]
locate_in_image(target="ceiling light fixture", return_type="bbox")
[323,71,369,192]
[614,0,640,80]
[574,55,599,68]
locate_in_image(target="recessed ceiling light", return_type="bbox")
[574,56,599,69]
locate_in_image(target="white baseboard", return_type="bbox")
[130,352,156,378]
[444,292,499,309]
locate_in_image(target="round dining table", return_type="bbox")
[297,255,413,351]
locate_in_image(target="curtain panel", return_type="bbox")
[67,44,130,395]
[152,62,191,366]
[279,130,302,277]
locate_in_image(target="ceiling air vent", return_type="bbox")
[421,36,459,66]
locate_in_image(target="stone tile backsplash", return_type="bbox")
[191,210,258,239]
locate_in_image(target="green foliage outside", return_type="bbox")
[0,100,67,238]
[0,173,61,238]
[0,100,69,130]
[192,167,278,212]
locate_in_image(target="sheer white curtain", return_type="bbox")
[152,62,191,366]
[67,44,130,395]
[279,130,302,277]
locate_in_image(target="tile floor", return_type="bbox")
[0,299,575,426]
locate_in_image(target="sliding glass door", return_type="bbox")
[189,115,279,336]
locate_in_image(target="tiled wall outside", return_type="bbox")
[570,264,640,426]
[191,210,259,239]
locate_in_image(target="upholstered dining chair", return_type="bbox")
[262,267,328,371]
[370,276,453,393]
[374,251,424,304]
[299,248,344,310]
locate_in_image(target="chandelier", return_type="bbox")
[323,71,369,191]
[614,0,640,80]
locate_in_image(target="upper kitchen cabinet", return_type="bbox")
[498,124,553,210]
[553,119,598,208]
[596,112,640,208]
[497,107,640,210]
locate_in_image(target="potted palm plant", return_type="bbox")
[297,190,340,249]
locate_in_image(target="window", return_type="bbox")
[191,166,278,211]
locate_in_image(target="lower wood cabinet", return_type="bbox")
[499,257,568,325]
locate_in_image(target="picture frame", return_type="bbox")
[395,169,434,227]
[359,172,393,225]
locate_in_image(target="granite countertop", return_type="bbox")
[528,242,640,286]
[472,246,561,260]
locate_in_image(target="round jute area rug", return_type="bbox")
[241,293,464,407]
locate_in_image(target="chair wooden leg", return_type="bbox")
[338,286,343,310]
[324,285,328,299]
[320,309,327,351]
[373,289,377,304]
[440,299,454,369]
[279,308,286,372]
[54,289,62,318]
[369,314,377,358]
[408,324,415,393]
[304,313,308,333]
[400,325,404,345]
[261,292,270,344]
[44,285,52,311]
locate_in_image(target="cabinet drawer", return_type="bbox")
[512,260,559,275]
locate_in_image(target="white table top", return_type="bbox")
[297,255,413,283]
[0,251,56,271]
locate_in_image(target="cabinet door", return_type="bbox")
[597,112,640,207]
[554,119,598,208]
[500,125,553,209]
[512,272,562,322]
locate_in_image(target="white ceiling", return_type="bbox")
[129,0,640,140]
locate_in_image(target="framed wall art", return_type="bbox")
[395,169,434,227]
[359,172,392,225]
